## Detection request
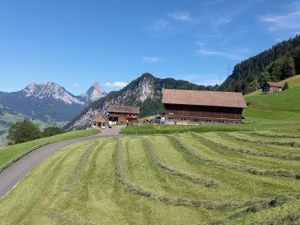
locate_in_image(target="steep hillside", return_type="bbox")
[244,75,300,121]
[66,73,217,130]
[220,35,300,94]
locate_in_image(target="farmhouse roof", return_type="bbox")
[107,105,140,114]
[162,89,247,109]
[266,82,283,88]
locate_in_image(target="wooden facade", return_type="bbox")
[262,82,283,93]
[107,105,140,124]
[162,89,247,124]
[92,113,109,128]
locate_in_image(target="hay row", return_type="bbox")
[192,133,300,161]
[248,131,300,139]
[141,138,217,187]
[221,132,300,148]
[168,136,300,180]
[113,139,239,210]
[46,208,98,225]
[61,142,98,192]
[200,194,300,225]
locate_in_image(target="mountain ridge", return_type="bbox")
[66,73,218,130]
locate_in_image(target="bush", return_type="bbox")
[42,127,64,137]
[283,82,289,91]
[8,120,42,145]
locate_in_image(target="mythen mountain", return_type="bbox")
[0,82,105,142]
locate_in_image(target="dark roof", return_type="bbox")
[107,105,140,114]
[266,82,283,88]
[162,89,247,109]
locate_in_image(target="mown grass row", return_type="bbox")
[168,136,300,180]
[246,213,300,225]
[61,141,98,192]
[200,194,300,225]
[141,137,218,187]
[192,133,300,161]
[221,132,300,148]
[46,208,97,225]
[114,138,240,210]
[248,131,300,139]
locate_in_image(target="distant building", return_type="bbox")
[162,89,247,124]
[91,111,109,128]
[107,105,140,124]
[262,82,283,93]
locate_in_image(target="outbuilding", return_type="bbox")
[162,89,247,124]
[262,82,283,93]
[107,105,140,124]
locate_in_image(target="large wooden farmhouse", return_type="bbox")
[162,89,247,124]
[107,105,140,124]
[262,82,283,93]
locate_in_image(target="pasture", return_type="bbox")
[1,131,300,224]
[0,129,100,166]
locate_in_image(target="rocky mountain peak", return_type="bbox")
[23,82,85,105]
[82,82,106,103]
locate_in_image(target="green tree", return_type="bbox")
[283,82,289,91]
[280,56,296,80]
[42,127,64,137]
[8,120,42,144]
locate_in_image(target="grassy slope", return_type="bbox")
[1,133,300,224]
[244,75,300,121]
[0,129,100,166]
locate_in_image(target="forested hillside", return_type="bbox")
[220,35,300,94]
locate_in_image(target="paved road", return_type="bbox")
[0,126,122,199]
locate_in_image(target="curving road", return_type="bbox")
[0,126,122,199]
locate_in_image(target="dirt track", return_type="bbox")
[0,126,122,199]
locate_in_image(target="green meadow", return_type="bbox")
[1,133,300,224]
[1,76,300,224]
[0,129,100,166]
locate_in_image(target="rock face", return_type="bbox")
[23,82,85,105]
[81,82,106,103]
[66,73,212,130]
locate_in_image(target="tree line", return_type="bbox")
[8,120,64,145]
[220,35,300,94]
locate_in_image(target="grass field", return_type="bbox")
[1,131,300,224]
[0,129,100,166]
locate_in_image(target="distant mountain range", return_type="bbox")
[0,82,106,143]
[65,73,217,130]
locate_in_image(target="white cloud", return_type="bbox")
[142,56,161,63]
[260,10,300,32]
[149,19,172,32]
[104,81,128,88]
[169,11,192,22]
[72,83,80,88]
[196,48,251,61]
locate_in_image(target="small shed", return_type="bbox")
[262,82,283,93]
[92,113,109,128]
[107,105,140,124]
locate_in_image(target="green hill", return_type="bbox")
[220,35,300,94]
[244,75,300,121]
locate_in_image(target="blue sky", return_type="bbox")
[0,0,300,95]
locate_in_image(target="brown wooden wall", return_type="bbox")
[164,104,243,124]
[109,113,139,123]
